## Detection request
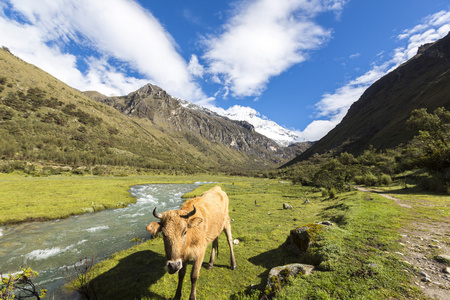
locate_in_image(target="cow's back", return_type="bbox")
[181,186,229,242]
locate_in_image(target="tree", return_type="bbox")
[407,107,450,171]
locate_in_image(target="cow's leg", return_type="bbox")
[224,218,237,270]
[189,252,204,300]
[173,263,187,300]
[207,237,219,269]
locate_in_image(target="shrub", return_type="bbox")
[380,174,392,186]
[329,188,337,199]
[0,267,47,299]
[419,173,448,193]
[353,175,364,185]
[363,173,379,186]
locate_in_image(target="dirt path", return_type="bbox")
[354,186,450,299]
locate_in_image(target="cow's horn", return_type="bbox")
[182,205,196,218]
[153,207,162,219]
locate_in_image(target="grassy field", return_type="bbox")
[75,179,447,299]
[1,173,448,299]
[0,173,224,225]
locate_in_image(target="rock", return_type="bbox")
[284,223,326,255]
[443,267,450,274]
[434,254,450,263]
[421,276,432,283]
[418,271,429,277]
[266,264,314,290]
[303,199,310,204]
[317,221,333,226]
[283,203,293,209]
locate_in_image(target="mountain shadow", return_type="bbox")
[89,250,166,300]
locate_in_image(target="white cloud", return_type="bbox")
[0,0,206,100]
[187,54,204,78]
[202,0,347,98]
[294,10,450,142]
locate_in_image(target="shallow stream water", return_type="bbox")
[0,183,199,298]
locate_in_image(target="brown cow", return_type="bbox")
[146,186,236,300]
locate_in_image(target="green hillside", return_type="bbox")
[286,32,450,166]
[0,48,287,174]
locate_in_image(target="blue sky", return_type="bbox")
[1,0,450,141]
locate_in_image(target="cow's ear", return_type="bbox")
[188,217,203,228]
[146,222,161,235]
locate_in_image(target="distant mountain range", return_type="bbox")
[85,83,307,162]
[284,31,450,166]
[0,46,310,172]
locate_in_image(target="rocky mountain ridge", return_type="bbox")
[88,84,310,164]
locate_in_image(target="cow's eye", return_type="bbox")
[183,229,187,236]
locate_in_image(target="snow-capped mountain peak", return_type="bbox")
[208,105,301,146]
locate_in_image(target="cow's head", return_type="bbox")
[146,205,203,274]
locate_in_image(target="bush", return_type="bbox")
[363,173,379,186]
[329,188,337,199]
[0,267,47,299]
[419,173,448,193]
[380,174,392,186]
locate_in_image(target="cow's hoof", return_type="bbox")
[206,263,214,270]
[230,264,237,270]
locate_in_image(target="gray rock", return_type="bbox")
[317,221,333,226]
[443,267,450,274]
[418,271,429,277]
[283,203,293,209]
[266,264,314,289]
[434,254,450,264]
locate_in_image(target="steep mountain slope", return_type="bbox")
[0,47,307,172]
[285,31,450,166]
[92,84,307,163]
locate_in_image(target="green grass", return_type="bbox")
[2,174,447,299]
[80,180,439,300]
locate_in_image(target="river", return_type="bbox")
[0,183,200,298]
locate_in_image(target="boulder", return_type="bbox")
[283,203,293,209]
[265,263,314,293]
[434,254,450,264]
[284,223,325,255]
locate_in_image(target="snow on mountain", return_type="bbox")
[178,99,302,146]
[214,105,301,146]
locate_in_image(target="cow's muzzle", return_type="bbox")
[166,259,182,274]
